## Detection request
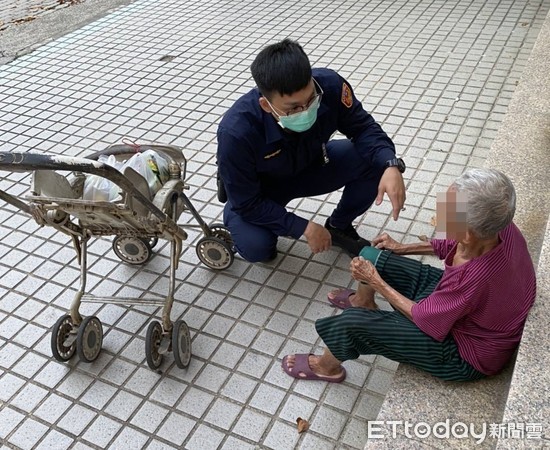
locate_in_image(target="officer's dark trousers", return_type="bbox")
[223,139,384,262]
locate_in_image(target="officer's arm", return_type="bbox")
[335,75,396,169]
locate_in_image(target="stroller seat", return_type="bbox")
[122,166,152,217]
[32,170,81,199]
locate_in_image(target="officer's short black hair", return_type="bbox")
[251,38,312,99]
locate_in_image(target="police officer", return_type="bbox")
[217,39,406,263]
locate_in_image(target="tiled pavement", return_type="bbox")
[1,0,549,449]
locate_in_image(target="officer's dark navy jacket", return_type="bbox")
[217,68,395,239]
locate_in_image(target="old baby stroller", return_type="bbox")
[0,143,234,370]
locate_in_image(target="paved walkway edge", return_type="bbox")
[365,7,550,450]
[0,0,134,65]
[494,4,550,447]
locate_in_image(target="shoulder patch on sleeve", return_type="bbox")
[341,82,353,108]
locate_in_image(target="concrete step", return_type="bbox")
[365,6,550,450]
[496,218,550,448]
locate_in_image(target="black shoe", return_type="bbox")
[325,218,371,256]
[262,248,278,262]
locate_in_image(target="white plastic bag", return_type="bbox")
[142,149,170,184]
[82,149,170,201]
[122,152,162,196]
[98,154,124,171]
[82,154,122,201]
[83,174,115,201]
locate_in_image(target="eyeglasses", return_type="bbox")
[266,78,324,117]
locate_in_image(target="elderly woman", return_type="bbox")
[282,168,536,382]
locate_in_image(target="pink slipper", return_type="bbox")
[327,288,355,309]
[282,354,346,383]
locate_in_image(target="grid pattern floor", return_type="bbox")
[0,0,549,449]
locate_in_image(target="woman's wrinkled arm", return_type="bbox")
[372,232,435,256]
[350,256,415,320]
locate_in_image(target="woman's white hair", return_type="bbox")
[453,168,516,240]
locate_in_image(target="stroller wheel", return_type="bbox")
[112,236,152,265]
[51,314,77,362]
[196,236,234,270]
[172,319,192,369]
[145,320,164,370]
[77,316,103,363]
[209,222,234,251]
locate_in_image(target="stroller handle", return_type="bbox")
[0,151,169,224]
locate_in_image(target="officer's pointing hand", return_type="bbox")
[376,167,406,221]
[303,221,332,254]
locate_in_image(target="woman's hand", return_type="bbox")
[350,256,415,320]
[350,256,385,289]
[372,232,435,256]
[372,232,402,252]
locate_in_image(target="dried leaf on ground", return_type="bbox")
[296,417,309,433]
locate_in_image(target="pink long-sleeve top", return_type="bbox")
[411,223,536,375]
